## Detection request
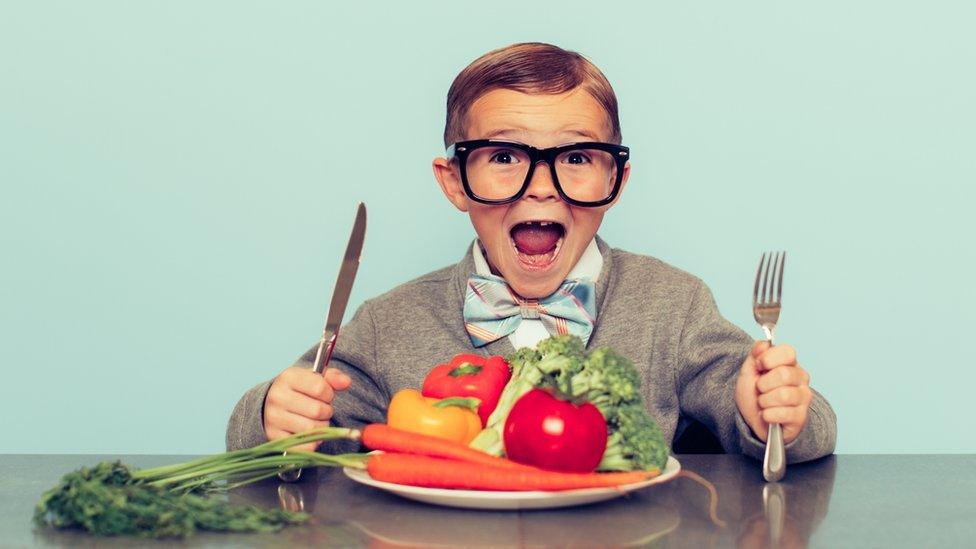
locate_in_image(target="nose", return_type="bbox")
[523,160,559,202]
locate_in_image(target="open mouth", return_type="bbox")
[509,220,566,270]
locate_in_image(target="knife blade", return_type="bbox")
[311,202,367,374]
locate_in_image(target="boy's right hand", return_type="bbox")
[263,367,352,452]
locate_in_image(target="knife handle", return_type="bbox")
[280,328,340,483]
[311,329,338,375]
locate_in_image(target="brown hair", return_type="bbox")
[443,42,621,147]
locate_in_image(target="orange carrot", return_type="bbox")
[366,453,659,492]
[361,424,537,472]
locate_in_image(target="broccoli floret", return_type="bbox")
[598,403,669,471]
[536,333,585,360]
[535,335,586,395]
[506,346,541,378]
[570,347,641,416]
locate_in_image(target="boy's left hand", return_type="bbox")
[735,341,813,444]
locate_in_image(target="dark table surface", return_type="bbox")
[3,454,973,547]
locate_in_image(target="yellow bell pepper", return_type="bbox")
[387,389,482,445]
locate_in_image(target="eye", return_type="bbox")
[489,150,520,164]
[564,151,592,165]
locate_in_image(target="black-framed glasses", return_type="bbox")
[446,139,630,207]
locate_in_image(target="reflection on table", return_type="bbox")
[229,455,837,548]
[12,454,976,547]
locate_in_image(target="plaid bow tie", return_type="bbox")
[463,273,596,348]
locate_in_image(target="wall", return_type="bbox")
[2,1,973,453]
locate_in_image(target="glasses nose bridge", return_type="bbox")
[525,146,558,176]
[524,152,559,199]
[529,147,557,167]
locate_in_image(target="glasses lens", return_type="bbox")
[554,148,618,203]
[465,145,532,201]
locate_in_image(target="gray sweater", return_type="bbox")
[226,237,836,462]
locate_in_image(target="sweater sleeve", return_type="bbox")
[224,300,388,453]
[675,280,836,463]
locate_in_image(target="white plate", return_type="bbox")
[343,456,680,510]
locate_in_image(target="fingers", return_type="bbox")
[279,366,352,400]
[324,367,352,391]
[265,406,328,434]
[756,344,797,372]
[264,366,347,441]
[282,393,335,421]
[757,364,810,393]
[757,385,812,409]
[281,367,336,402]
[761,405,808,426]
[751,340,771,359]
[739,342,813,443]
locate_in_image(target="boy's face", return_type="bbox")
[433,87,630,299]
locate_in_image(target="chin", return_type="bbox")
[504,276,565,300]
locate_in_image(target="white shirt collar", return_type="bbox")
[472,238,603,283]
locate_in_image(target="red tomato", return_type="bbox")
[502,389,608,473]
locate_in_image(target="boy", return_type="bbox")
[227,43,836,461]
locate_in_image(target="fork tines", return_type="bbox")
[754,251,786,305]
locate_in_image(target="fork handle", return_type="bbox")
[763,422,786,482]
[761,334,787,482]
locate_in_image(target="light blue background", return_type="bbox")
[2,1,973,454]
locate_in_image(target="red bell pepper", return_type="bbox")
[422,354,511,426]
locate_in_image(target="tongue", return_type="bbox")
[511,223,562,255]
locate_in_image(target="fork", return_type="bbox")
[753,251,786,482]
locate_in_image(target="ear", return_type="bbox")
[432,157,469,212]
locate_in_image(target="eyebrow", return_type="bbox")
[563,128,600,140]
[482,128,526,140]
[481,128,602,141]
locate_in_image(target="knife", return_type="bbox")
[280,202,367,482]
